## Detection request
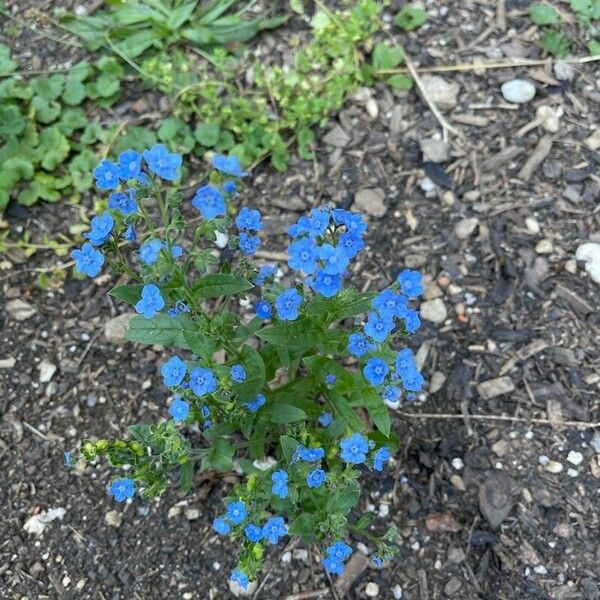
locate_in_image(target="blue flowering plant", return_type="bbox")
[71,145,425,589]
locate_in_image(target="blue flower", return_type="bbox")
[124,224,137,242]
[338,232,364,258]
[261,516,287,544]
[395,348,416,373]
[326,541,353,562]
[230,569,249,590]
[93,160,120,190]
[333,210,367,236]
[239,232,261,256]
[306,468,327,488]
[109,478,135,502]
[223,180,236,194]
[372,289,408,319]
[189,367,218,397]
[271,470,288,499]
[295,445,325,462]
[135,284,165,319]
[255,264,277,285]
[161,356,187,387]
[318,412,333,427]
[309,271,342,298]
[143,144,182,180]
[322,556,344,576]
[117,150,147,183]
[326,374,336,385]
[201,405,211,419]
[192,185,226,219]
[404,309,421,333]
[168,397,190,422]
[245,524,263,542]
[347,333,375,358]
[139,239,165,265]
[276,289,302,321]
[212,154,248,178]
[288,237,319,274]
[256,300,272,319]
[236,207,262,231]
[71,243,104,277]
[303,208,330,238]
[364,311,395,343]
[363,357,389,386]
[168,301,191,317]
[382,386,400,403]
[318,244,350,275]
[373,556,384,568]
[339,433,369,464]
[213,517,230,535]
[226,500,247,525]
[84,211,114,246]
[244,393,266,412]
[397,269,424,298]
[108,188,138,215]
[402,369,425,392]
[373,447,391,471]
[230,364,246,383]
[171,245,183,258]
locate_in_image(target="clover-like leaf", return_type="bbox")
[394,4,427,31]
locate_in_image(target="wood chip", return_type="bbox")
[451,113,489,126]
[334,552,370,596]
[555,283,595,315]
[518,135,553,181]
[480,145,524,172]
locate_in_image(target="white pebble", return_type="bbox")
[451,458,464,470]
[365,582,380,597]
[567,468,578,478]
[392,584,403,599]
[281,551,292,564]
[378,503,390,518]
[534,565,548,575]
[545,460,563,474]
[567,450,583,466]
[538,455,550,466]
[501,79,536,104]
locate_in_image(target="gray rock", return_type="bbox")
[352,188,387,217]
[38,360,57,383]
[420,138,450,163]
[447,547,466,564]
[429,371,446,394]
[420,75,460,110]
[6,299,37,321]
[389,105,405,134]
[478,471,513,527]
[323,125,351,148]
[104,312,135,344]
[454,218,479,240]
[501,79,536,104]
[444,577,462,596]
[553,60,575,81]
[420,298,447,324]
[590,431,600,454]
[477,377,515,400]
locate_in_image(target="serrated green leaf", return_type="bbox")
[199,438,234,471]
[528,3,561,25]
[36,127,70,170]
[0,105,25,136]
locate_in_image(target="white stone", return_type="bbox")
[23,507,66,536]
[429,371,446,394]
[215,230,229,248]
[292,549,308,562]
[501,79,536,104]
[252,456,277,471]
[392,584,403,599]
[575,242,600,284]
[591,431,600,454]
[525,217,541,234]
[0,356,16,369]
[538,455,550,466]
[567,451,583,466]
[365,582,380,597]
[378,503,390,518]
[420,298,447,324]
[477,377,515,400]
[38,360,57,383]
[185,508,200,520]
[366,98,379,119]
[454,218,479,240]
[105,510,122,528]
[420,75,460,110]
[567,468,578,478]
[420,138,450,163]
[6,299,37,321]
[545,460,563,474]
[553,60,574,81]
[104,313,135,344]
[535,239,554,254]
[451,457,464,470]
[353,188,387,217]
[280,551,292,564]
[534,565,548,575]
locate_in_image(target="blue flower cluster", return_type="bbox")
[286,208,367,298]
[109,478,135,502]
[212,498,288,590]
[322,541,353,575]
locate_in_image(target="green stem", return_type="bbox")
[348,524,381,543]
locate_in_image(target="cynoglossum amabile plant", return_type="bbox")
[68,146,425,589]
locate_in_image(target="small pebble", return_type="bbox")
[567,450,583,466]
[392,584,403,599]
[104,510,122,528]
[590,431,600,454]
[451,457,464,470]
[534,565,548,575]
[525,217,541,234]
[567,468,578,478]
[535,239,554,254]
[420,298,447,324]
[454,218,479,240]
[501,79,536,104]
[365,582,380,597]
[545,460,563,474]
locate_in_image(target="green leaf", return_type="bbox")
[303,355,354,391]
[326,390,365,432]
[266,403,307,423]
[31,75,65,101]
[289,513,318,537]
[68,149,97,192]
[232,345,266,401]
[192,272,253,298]
[109,284,143,305]
[360,387,391,436]
[0,44,17,76]
[182,329,215,361]
[194,122,221,147]
[0,105,25,136]
[289,0,304,14]
[199,438,234,471]
[528,3,561,25]
[127,314,190,346]
[256,318,321,351]
[372,43,405,72]
[179,460,194,493]
[58,107,88,134]
[388,74,413,90]
[326,480,360,513]
[62,79,87,105]
[279,435,299,463]
[31,97,61,124]
[540,29,570,57]
[588,40,600,55]
[394,5,427,31]
[128,423,152,444]
[36,127,70,170]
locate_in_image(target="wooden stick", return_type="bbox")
[397,410,600,429]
